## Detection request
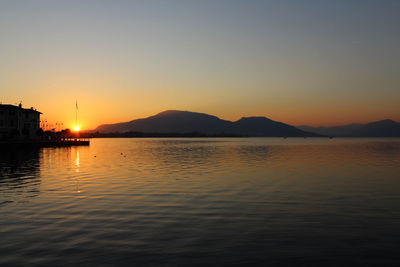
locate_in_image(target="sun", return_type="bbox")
[73,125,80,132]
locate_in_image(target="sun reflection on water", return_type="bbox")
[75,151,80,170]
[75,150,81,193]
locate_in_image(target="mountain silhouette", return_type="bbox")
[298,124,363,137]
[95,110,319,137]
[298,119,400,137]
[352,119,400,137]
[226,117,313,137]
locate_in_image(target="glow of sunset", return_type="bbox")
[1,1,399,130]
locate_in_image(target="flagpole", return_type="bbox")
[76,100,78,127]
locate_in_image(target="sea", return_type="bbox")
[1,138,400,266]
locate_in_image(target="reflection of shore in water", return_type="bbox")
[0,148,41,204]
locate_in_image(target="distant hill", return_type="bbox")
[352,119,400,137]
[225,117,313,137]
[298,119,400,137]
[298,124,363,137]
[94,110,319,137]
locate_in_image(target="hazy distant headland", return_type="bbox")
[90,110,320,137]
[299,119,400,137]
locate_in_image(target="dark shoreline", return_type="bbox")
[80,132,248,138]
[80,131,326,138]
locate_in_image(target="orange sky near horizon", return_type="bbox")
[5,95,399,131]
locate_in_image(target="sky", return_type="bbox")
[1,0,399,129]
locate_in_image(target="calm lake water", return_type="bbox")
[1,138,400,266]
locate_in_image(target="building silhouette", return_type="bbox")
[0,103,41,140]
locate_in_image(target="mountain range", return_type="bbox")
[93,110,400,137]
[94,110,319,137]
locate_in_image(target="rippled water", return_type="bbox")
[1,138,400,266]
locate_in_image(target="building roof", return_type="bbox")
[0,104,42,114]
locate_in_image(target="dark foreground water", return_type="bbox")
[1,138,400,266]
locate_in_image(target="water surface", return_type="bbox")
[1,138,400,266]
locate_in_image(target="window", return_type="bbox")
[10,120,14,127]
[9,110,15,116]
[25,113,29,119]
